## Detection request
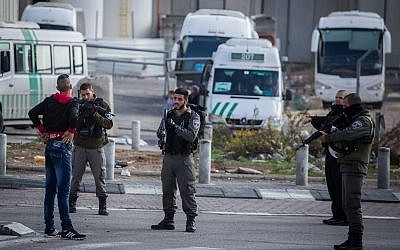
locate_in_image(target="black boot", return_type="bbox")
[69,194,78,213]
[98,196,109,216]
[185,216,196,233]
[334,235,362,250]
[151,213,175,230]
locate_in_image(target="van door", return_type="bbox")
[0,42,13,120]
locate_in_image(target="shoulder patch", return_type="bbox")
[193,119,200,130]
[352,120,363,129]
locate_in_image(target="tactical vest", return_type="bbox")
[165,111,193,155]
[78,98,106,138]
[338,115,375,165]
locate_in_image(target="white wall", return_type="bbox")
[131,0,153,38]
[0,0,19,22]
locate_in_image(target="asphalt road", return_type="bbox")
[1,188,400,249]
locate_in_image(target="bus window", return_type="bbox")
[35,45,52,74]
[54,45,71,74]
[15,44,33,74]
[73,46,83,75]
[0,43,11,75]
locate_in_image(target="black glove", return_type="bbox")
[166,118,177,130]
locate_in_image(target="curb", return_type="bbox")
[6,164,400,186]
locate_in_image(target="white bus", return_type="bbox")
[311,11,391,108]
[0,21,87,131]
[170,9,258,88]
[202,38,285,129]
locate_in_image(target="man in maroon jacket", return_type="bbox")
[28,74,86,240]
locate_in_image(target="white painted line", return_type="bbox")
[61,242,142,249]
[163,248,222,250]
[202,211,400,220]
[257,189,290,199]
[393,192,400,200]
[287,189,315,200]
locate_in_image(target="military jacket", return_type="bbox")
[325,110,374,174]
[74,98,113,149]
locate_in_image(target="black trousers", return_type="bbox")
[342,171,364,239]
[161,153,197,218]
[325,152,346,220]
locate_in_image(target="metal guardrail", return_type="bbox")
[86,43,171,96]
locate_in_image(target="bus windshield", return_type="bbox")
[318,29,383,77]
[180,36,230,72]
[213,69,279,97]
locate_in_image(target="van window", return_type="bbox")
[15,44,33,73]
[73,46,83,75]
[0,43,11,74]
[35,45,52,74]
[54,45,71,74]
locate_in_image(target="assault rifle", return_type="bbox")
[157,108,168,154]
[79,100,115,118]
[297,113,348,150]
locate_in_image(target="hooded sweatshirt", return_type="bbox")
[28,93,78,135]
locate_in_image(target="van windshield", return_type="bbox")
[179,36,230,72]
[213,69,279,97]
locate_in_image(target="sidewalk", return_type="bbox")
[1,167,399,203]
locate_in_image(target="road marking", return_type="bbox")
[203,211,400,220]
[60,242,142,249]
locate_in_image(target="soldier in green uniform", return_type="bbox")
[322,93,375,250]
[151,88,200,233]
[69,83,113,216]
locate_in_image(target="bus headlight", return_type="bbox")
[315,81,332,90]
[367,82,383,91]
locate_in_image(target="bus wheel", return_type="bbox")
[322,101,331,109]
[0,111,4,133]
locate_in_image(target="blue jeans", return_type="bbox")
[44,140,74,231]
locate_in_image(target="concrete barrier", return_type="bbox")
[0,134,6,176]
[75,75,117,136]
[104,138,115,181]
[296,145,308,186]
[199,139,211,184]
[131,120,140,150]
[377,147,390,189]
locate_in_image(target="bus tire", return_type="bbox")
[0,111,4,133]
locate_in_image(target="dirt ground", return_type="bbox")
[6,142,163,172]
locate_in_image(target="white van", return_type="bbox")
[0,21,87,131]
[21,2,77,31]
[202,38,285,129]
[170,9,258,88]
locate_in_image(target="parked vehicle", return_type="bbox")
[0,21,87,129]
[311,11,391,108]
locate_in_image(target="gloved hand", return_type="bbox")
[166,118,177,129]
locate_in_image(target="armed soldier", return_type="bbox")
[151,88,200,233]
[305,90,348,226]
[69,83,113,216]
[321,93,375,250]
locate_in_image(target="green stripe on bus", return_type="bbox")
[226,103,238,119]
[21,29,40,109]
[211,102,221,114]
[219,102,230,116]
[31,30,44,103]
